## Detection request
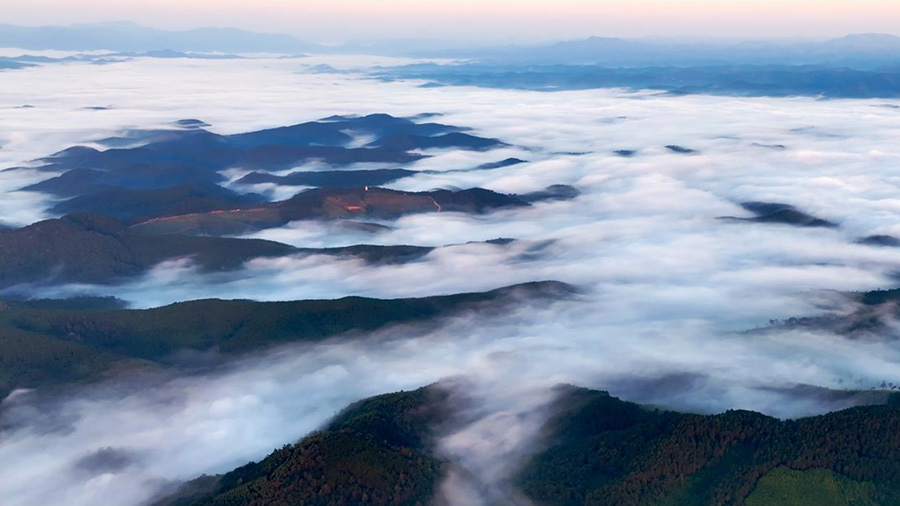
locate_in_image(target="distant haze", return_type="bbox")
[4,0,900,43]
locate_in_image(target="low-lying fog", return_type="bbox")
[2,55,900,506]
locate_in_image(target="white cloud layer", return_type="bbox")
[2,57,900,506]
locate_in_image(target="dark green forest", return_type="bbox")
[158,385,900,506]
[154,386,452,506]
[520,386,900,506]
[0,281,569,398]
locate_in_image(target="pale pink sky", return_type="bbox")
[5,0,900,42]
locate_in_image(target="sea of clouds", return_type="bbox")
[2,54,900,506]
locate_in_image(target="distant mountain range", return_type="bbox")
[1,22,319,53]
[1,50,247,70]
[4,22,900,70]
[415,33,900,69]
[10,113,496,184]
[6,23,900,98]
[379,62,900,98]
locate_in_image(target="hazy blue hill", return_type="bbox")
[367,131,506,151]
[320,113,464,138]
[517,184,581,203]
[412,34,900,69]
[0,22,319,53]
[857,235,900,247]
[16,114,504,202]
[476,157,527,169]
[50,182,265,222]
[5,23,900,71]
[21,168,109,196]
[757,284,900,342]
[235,168,416,188]
[720,202,838,228]
[25,163,226,196]
[233,144,423,170]
[0,51,246,71]
[820,34,900,55]
[6,113,520,238]
[1,59,38,70]
[227,121,353,148]
[379,63,900,98]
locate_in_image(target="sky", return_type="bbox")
[4,0,900,43]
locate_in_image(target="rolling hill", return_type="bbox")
[0,213,296,286]
[156,384,900,506]
[13,113,506,202]
[0,281,573,398]
[0,213,517,286]
[128,186,533,235]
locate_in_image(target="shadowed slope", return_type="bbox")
[0,281,573,397]
[159,384,900,506]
